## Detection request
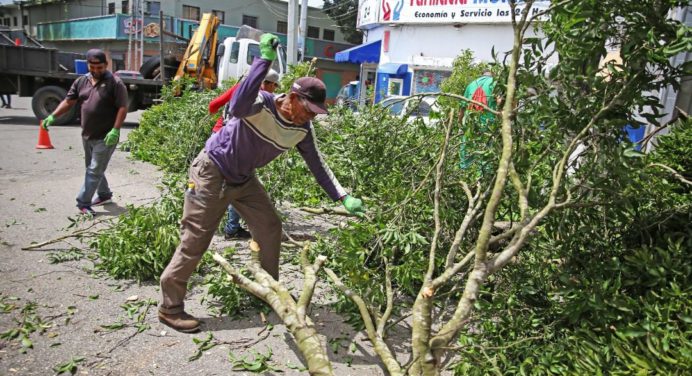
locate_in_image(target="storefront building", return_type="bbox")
[337,0,550,103]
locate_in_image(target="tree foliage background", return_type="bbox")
[323,0,363,44]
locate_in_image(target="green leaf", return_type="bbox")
[21,336,33,349]
[623,149,645,158]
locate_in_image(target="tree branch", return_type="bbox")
[299,206,357,217]
[425,4,535,367]
[297,244,327,323]
[325,268,403,376]
[444,183,488,270]
[646,163,692,186]
[377,258,394,338]
[22,217,114,250]
[509,162,529,220]
[425,112,454,282]
[405,92,501,116]
[213,250,334,375]
[484,80,638,273]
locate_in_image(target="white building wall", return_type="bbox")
[378,23,540,66]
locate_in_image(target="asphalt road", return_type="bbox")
[0,96,391,375]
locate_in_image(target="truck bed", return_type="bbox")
[0,44,162,88]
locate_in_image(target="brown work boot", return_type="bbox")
[158,311,200,333]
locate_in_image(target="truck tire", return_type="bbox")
[126,92,139,112]
[140,55,179,80]
[32,86,78,125]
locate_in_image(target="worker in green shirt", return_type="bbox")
[460,71,497,171]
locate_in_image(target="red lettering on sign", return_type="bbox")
[383,0,392,20]
[410,0,467,5]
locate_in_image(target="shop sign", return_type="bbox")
[143,23,160,37]
[123,18,143,34]
[377,0,549,24]
[358,0,381,29]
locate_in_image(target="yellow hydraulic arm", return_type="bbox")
[174,13,220,89]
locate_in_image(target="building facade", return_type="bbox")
[337,0,551,102]
[0,0,359,102]
[3,0,350,44]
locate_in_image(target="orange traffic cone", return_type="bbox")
[36,121,55,149]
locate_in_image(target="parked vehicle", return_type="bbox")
[379,95,440,125]
[216,37,287,86]
[0,15,287,124]
[114,70,144,80]
[0,42,163,125]
[335,81,359,108]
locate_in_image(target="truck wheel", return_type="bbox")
[126,92,139,112]
[32,86,78,125]
[140,55,179,80]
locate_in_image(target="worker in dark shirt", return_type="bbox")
[158,34,364,333]
[42,49,128,216]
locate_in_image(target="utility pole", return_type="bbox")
[139,0,144,69]
[159,10,165,82]
[18,1,24,31]
[299,0,308,61]
[287,0,299,65]
[128,0,134,69]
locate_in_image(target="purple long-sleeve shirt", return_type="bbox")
[205,58,346,201]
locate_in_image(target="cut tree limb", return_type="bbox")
[212,246,334,376]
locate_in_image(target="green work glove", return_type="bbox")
[42,114,55,130]
[259,33,279,61]
[104,128,120,146]
[342,195,364,216]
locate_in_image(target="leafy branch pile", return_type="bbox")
[246,1,690,374]
[453,119,691,374]
[84,3,692,373]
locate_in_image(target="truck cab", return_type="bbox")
[216,37,287,87]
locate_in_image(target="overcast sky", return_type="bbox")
[0,0,325,7]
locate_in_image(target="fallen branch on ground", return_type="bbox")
[21,217,113,251]
[212,242,334,376]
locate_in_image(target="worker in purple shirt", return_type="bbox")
[158,33,364,333]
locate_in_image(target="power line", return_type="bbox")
[261,0,358,22]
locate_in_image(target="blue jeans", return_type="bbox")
[224,205,242,234]
[76,138,116,208]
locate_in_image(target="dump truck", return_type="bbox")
[0,40,164,125]
[0,17,287,124]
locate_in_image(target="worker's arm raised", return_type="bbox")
[228,34,279,118]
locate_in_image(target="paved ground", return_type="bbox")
[0,97,396,375]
